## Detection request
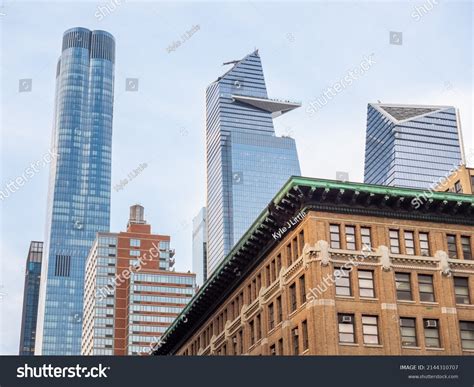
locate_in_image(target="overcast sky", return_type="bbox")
[1,0,472,355]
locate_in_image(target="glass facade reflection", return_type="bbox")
[364,103,463,189]
[19,242,43,355]
[36,27,115,355]
[206,50,301,276]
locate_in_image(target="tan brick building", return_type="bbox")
[436,165,474,195]
[153,177,474,356]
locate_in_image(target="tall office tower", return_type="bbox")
[82,205,196,355]
[206,50,301,276]
[19,242,43,355]
[364,103,464,189]
[192,207,207,286]
[36,27,115,355]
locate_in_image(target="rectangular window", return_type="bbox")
[330,224,341,249]
[338,314,355,343]
[419,232,430,256]
[286,244,292,265]
[454,277,470,304]
[460,321,474,350]
[447,235,458,259]
[302,320,309,351]
[276,296,283,323]
[418,274,435,302]
[277,338,284,355]
[265,265,271,287]
[256,314,262,341]
[454,180,462,193]
[424,319,440,348]
[345,225,356,250]
[404,231,415,255]
[389,230,400,254]
[130,250,140,257]
[276,254,281,277]
[289,283,297,312]
[395,272,412,301]
[335,267,352,296]
[362,315,379,344]
[358,270,375,298]
[249,320,255,346]
[292,327,299,355]
[361,227,372,250]
[461,236,472,260]
[270,260,276,283]
[299,230,305,255]
[299,275,306,304]
[400,318,417,347]
[268,303,275,330]
[130,238,141,247]
[292,237,298,260]
[270,344,276,356]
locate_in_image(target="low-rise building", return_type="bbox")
[153,177,474,356]
[436,165,474,195]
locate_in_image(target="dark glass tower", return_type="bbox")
[19,241,43,355]
[36,27,115,355]
[206,50,301,276]
[364,103,464,189]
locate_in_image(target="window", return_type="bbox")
[286,244,292,265]
[454,277,470,304]
[338,314,355,343]
[362,315,379,344]
[270,344,276,356]
[249,320,255,346]
[424,319,440,348]
[447,235,458,259]
[302,320,309,351]
[130,239,140,247]
[454,180,462,193]
[268,303,274,330]
[461,236,472,260]
[270,260,276,283]
[345,225,356,250]
[404,231,415,255]
[289,283,297,312]
[291,327,299,354]
[130,250,140,257]
[277,338,284,355]
[292,237,298,261]
[299,275,306,304]
[358,270,375,298]
[361,227,372,250]
[460,321,474,350]
[419,232,430,256]
[330,224,341,249]
[335,267,352,296]
[299,230,305,255]
[256,314,262,341]
[400,318,417,347]
[395,273,412,301]
[276,296,283,323]
[389,230,400,254]
[276,254,281,276]
[265,265,271,287]
[418,274,435,302]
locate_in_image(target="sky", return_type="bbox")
[0,0,472,355]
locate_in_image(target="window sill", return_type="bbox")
[420,301,439,306]
[402,346,421,350]
[456,303,474,308]
[462,349,474,352]
[359,297,379,302]
[397,300,416,304]
[339,342,359,347]
[426,347,444,351]
[363,344,383,348]
[335,295,355,300]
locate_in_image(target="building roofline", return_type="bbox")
[153,176,474,355]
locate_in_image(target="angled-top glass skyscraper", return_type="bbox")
[206,50,301,276]
[36,27,115,355]
[364,103,464,189]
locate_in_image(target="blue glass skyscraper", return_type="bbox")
[364,103,464,189]
[206,50,301,276]
[19,241,43,355]
[36,27,115,355]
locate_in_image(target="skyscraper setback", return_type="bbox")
[364,103,464,189]
[36,27,115,355]
[205,50,301,276]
